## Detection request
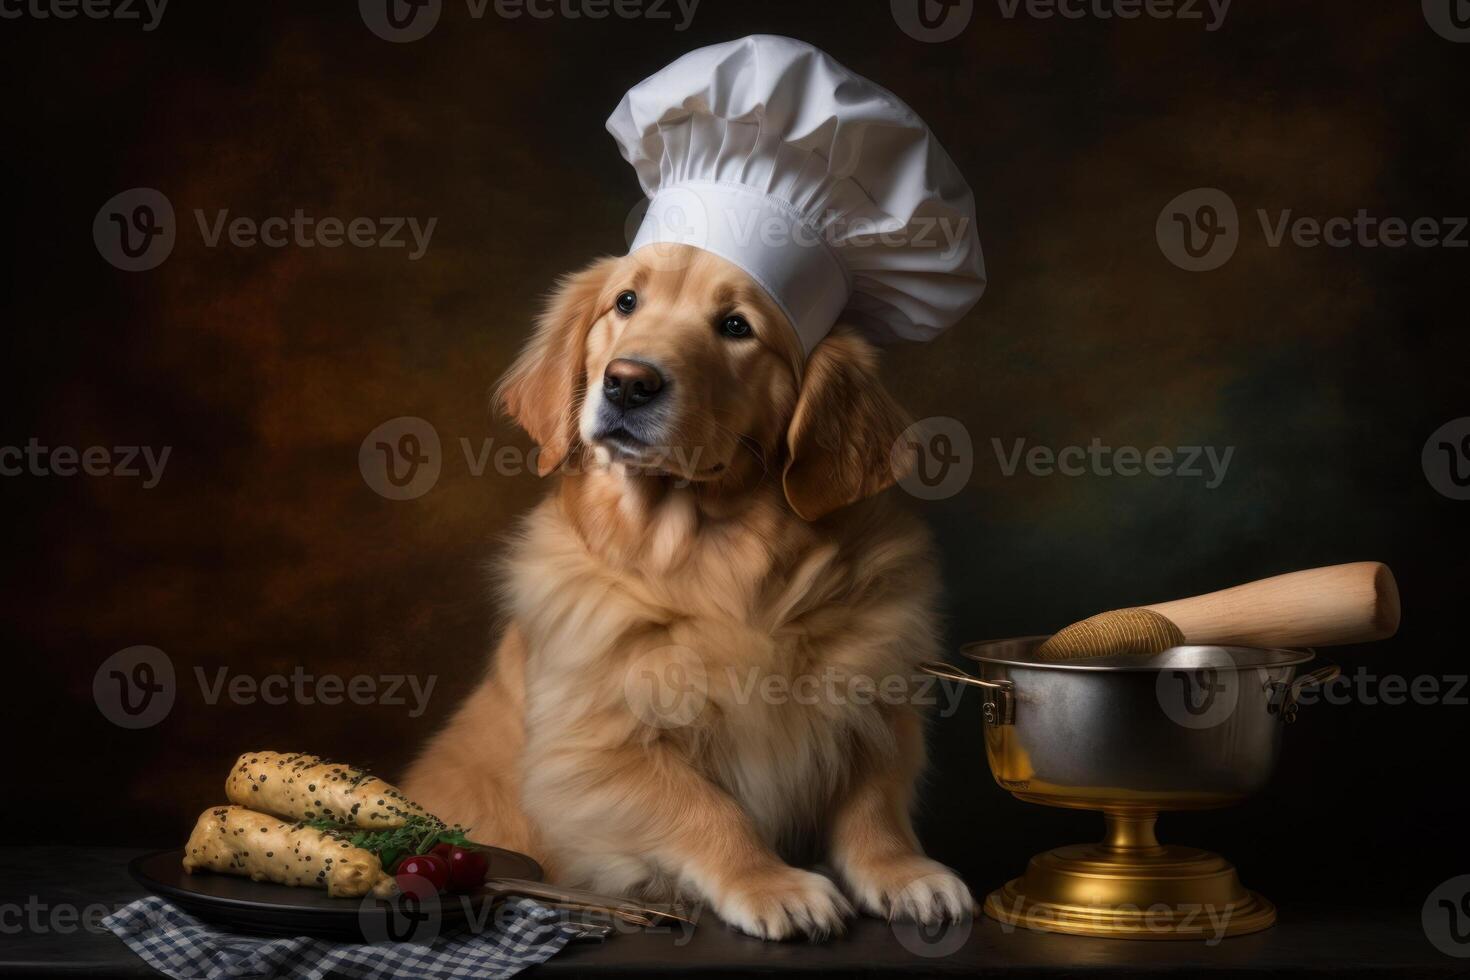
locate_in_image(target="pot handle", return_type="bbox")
[1269,657,1341,724]
[919,661,1015,726]
[918,660,1006,690]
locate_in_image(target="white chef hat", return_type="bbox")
[607,35,986,357]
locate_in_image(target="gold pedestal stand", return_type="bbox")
[983,810,1276,940]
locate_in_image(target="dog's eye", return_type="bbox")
[615,290,637,315]
[720,314,752,339]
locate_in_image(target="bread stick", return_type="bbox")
[225,751,428,829]
[181,804,394,898]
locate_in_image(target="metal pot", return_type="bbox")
[920,637,1341,939]
[922,636,1338,811]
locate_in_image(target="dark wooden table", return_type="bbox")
[2,848,1464,978]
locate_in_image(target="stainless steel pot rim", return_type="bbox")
[961,636,1316,672]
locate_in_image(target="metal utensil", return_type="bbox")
[920,637,1340,939]
[483,878,694,927]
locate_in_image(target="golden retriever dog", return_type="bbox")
[403,244,973,939]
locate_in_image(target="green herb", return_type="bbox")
[301,815,486,873]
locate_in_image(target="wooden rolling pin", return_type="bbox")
[1036,561,1400,661]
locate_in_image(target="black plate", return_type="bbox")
[130,846,543,942]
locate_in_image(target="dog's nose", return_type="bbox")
[602,359,664,410]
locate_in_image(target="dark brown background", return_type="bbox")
[3,0,1466,915]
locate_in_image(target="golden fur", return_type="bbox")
[403,246,973,939]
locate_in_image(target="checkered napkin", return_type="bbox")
[103,896,604,980]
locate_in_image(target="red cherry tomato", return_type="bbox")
[430,843,454,860]
[447,847,490,893]
[395,854,449,899]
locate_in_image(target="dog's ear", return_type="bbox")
[782,328,915,521]
[496,258,617,476]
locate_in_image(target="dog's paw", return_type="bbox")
[841,855,975,924]
[712,865,854,941]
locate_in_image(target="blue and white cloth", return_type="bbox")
[104,896,603,980]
